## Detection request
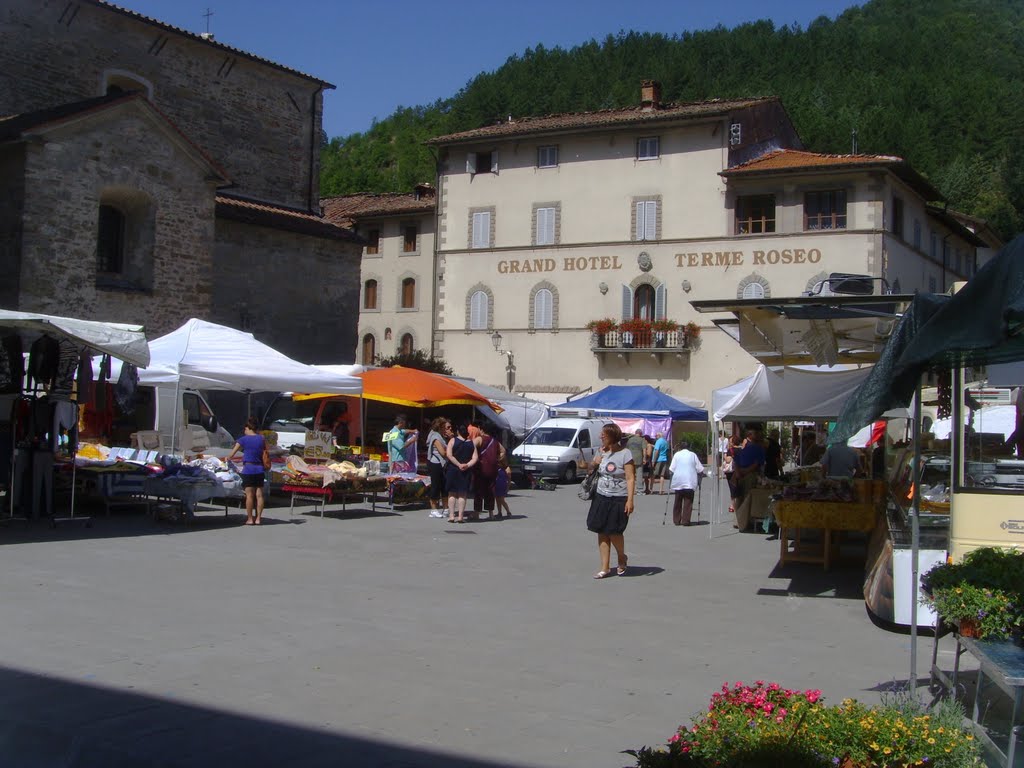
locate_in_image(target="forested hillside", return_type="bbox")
[320,0,1024,238]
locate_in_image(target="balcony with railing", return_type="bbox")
[588,322,699,363]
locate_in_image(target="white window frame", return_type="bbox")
[472,211,491,249]
[637,136,660,160]
[467,151,499,175]
[537,145,558,168]
[535,206,556,246]
[469,290,489,330]
[635,200,657,241]
[533,288,553,329]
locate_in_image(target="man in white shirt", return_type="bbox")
[668,440,705,526]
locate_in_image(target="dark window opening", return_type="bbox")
[97,204,126,273]
[366,229,380,254]
[804,190,847,230]
[735,195,776,235]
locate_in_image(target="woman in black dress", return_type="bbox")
[445,422,478,523]
[586,423,636,578]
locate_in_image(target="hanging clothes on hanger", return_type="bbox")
[27,335,59,391]
[76,351,94,407]
[96,354,110,413]
[115,362,139,413]
[52,339,79,396]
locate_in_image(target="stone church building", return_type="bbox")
[0,0,361,363]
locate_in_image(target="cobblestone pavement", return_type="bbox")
[0,481,950,767]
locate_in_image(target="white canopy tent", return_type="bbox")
[709,364,875,539]
[713,365,874,423]
[0,309,150,368]
[110,319,362,452]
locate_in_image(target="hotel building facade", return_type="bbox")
[358,82,987,403]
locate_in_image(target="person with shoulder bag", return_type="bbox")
[586,423,635,579]
[425,417,451,519]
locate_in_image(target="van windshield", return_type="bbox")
[523,427,576,447]
[262,397,320,432]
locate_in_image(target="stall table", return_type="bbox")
[143,476,244,519]
[283,475,388,518]
[772,499,880,570]
[930,634,1024,768]
[74,463,154,516]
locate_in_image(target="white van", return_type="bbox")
[512,416,605,483]
[100,386,233,452]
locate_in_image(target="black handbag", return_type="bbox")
[578,468,598,501]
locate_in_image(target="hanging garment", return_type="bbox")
[53,400,79,453]
[52,338,79,396]
[27,335,59,391]
[0,335,24,394]
[96,355,111,412]
[115,362,139,413]
[76,351,94,406]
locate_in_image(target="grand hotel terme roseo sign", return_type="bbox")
[495,247,824,274]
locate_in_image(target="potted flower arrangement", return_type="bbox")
[683,321,702,348]
[651,319,679,348]
[619,317,653,348]
[627,680,979,768]
[585,318,618,347]
[921,547,1024,639]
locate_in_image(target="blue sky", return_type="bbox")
[116,0,866,139]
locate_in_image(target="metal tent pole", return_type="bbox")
[909,381,923,696]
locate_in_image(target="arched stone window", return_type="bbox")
[737,273,771,300]
[101,69,154,99]
[529,281,558,331]
[466,284,493,331]
[95,187,155,292]
[398,274,418,310]
[400,332,414,355]
[621,276,666,321]
[361,333,376,365]
[363,278,379,310]
[805,271,830,295]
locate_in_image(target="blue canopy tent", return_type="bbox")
[560,385,707,424]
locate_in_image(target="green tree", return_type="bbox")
[375,350,454,376]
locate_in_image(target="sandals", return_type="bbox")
[617,555,629,576]
[593,570,612,579]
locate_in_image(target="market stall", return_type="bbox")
[556,384,707,436]
[0,310,151,524]
[833,235,1024,696]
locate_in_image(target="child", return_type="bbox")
[493,465,511,519]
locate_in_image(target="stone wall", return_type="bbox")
[0,0,324,210]
[212,219,361,364]
[0,147,26,308]
[15,107,217,333]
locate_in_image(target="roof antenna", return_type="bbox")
[851,128,858,155]
[201,8,215,40]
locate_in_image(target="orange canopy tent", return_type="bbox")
[297,366,501,411]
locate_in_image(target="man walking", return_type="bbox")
[652,431,671,494]
[625,428,647,491]
[668,440,704,526]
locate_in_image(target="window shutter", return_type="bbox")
[470,291,488,330]
[742,282,765,300]
[490,151,499,173]
[635,201,645,241]
[472,211,490,248]
[536,207,555,245]
[621,285,633,321]
[655,284,667,320]
[534,289,553,329]
[466,153,477,174]
[644,201,657,240]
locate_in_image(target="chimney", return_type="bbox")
[640,79,662,110]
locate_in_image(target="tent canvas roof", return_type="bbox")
[446,376,549,436]
[713,365,873,422]
[0,309,150,367]
[138,319,361,394]
[559,385,707,421]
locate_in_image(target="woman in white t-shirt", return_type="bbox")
[586,422,636,579]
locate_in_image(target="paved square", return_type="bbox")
[0,483,946,767]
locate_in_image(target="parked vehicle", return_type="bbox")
[261,394,358,450]
[511,414,604,483]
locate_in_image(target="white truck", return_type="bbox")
[102,385,233,452]
[511,413,605,483]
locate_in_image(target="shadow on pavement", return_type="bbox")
[0,665,534,768]
[757,560,865,600]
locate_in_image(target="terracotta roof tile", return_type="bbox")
[322,190,435,227]
[427,97,777,145]
[720,148,943,202]
[216,195,360,242]
[722,148,903,173]
[87,0,334,88]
